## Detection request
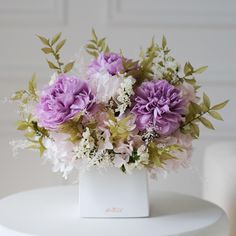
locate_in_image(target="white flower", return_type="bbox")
[43,133,76,179]
[116,75,135,115]
[88,70,122,103]
[9,139,33,157]
[73,128,95,160]
[49,72,57,85]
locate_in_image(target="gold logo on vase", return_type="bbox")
[105,207,123,213]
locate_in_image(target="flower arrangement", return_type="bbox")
[10,30,228,179]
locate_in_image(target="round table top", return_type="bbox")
[0,186,229,236]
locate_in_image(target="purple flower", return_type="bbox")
[36,74,95,130]
[132,80,185,136]
[88,52,124,76]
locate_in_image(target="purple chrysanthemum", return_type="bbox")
[36,74,95,130]
[132,80,185,136]
[88,52,124,76]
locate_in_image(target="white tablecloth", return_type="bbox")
[0,186,229,236]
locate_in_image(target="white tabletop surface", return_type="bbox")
[0,186,229,236]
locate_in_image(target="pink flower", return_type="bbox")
[156,130,193,172]
[178,82,198,105]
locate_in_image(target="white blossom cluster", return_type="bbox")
[153,49,179,80]
[9,139,33,157]
[115,75,135,115]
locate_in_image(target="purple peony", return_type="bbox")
[88,52,124,76]
[132,80,185,136]
[36,74,95,130]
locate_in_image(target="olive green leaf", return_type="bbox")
[64,61,75,73]
[51,32,62,46]
[199,117,215,129]
[203,92,210,109]
[211,100,229,110]
[41,47,53,54]
[36,35,49,46]
[208,110,223,120]
[56,39,66,53]
[194,66,208,74]
[47,60,60,70]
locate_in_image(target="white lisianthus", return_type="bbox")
[88,70,122,103]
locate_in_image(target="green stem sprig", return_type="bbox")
[37,32,74,74]
[181,94,229,138]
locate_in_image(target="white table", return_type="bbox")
[0,186,229,236]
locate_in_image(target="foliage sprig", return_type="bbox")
[86,29,109,58]
[181,94,229,138]
[37,32,74,74]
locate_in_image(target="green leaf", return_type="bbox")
[98,38,106,47]
[41,47,52,54]
[11,90,25,100]
[28,74,37,98]
[37,35,50,46]
[184,62,194,76]
[51,32,61,46]
[191,123,200,138]
[211,100,229,110]
[190,102,202,113]
[86,44,97,50]
[194,66,208,74]
[25,131,36,138]
[203,92,210,109]
[208,110,223,120]
[47,60,60,70]
[162,35,167,49]
[199,117,215,130]
[87,50,98,57]
[91,28,98,41]
[64,61,75,73]
[17,121,28,130]
[56,39,66,52]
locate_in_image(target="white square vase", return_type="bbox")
[78,167,149,218]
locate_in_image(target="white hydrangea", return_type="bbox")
[115,75,136,115]
[43,134,76,179]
